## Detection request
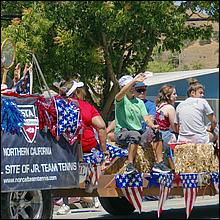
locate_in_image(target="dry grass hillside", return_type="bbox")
[161,12,219,69]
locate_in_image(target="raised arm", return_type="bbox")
[115,73,147,101]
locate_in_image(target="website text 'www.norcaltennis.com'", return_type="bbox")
[3,175,57,184]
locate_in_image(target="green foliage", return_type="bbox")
[191,62,203,70]
[148,61,176,73]
[1,1,218,121]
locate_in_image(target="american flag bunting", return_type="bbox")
[54,97,80,138]
[115,173,143,213]
[180,173,198,219]
[157,173,174,218]
[106,143,128,158]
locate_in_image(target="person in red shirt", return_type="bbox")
[56,80,109,214]
[66,80,109,155]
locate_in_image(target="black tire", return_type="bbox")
[1,190,53,219]
[98,197,135,215]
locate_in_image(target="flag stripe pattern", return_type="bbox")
[121,186,143,213]
[115,173,143,213]
[87,163,101,186]
[184,187,197,218]
[157,173,174,218]
[83,149,103,187]
[180,173,198,219]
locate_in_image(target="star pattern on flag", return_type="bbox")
[83,149,105,165]
[180,173,198,219]
[115,173,143,213]
[54,97,80,137]
[106,143,128,158]
[157,173,174,218]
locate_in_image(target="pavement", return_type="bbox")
[53,195,219,219]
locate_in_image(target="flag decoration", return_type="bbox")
[180,173,198,219]
[210,172,219,194]
[145,171,160,188]
[1,98,24,134]
[115,173,143,213]
[64,100,80,144]
[87,163,101,187]
[106,143,128,158]
[83,149,104,189]
[15,72,30,94]
[157,173,174,218]
[35,96,57,136]
[54,97,80,142]
[83,149,105,165]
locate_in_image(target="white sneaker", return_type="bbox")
[93,197,100,208]
[56,204,70,215]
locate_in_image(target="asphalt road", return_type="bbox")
[53,195,219,219]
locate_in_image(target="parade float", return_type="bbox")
[1,39,219,219]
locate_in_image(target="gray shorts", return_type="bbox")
[115,127,155,148]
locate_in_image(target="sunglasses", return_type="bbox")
[135,88,146,93]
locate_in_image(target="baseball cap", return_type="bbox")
[66,80,84,97]
[118,75,134,87]
[134,82,147,88]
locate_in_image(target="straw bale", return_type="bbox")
[174,143,219,173]
[104,145,155,174]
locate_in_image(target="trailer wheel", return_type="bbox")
[98,197,135,215]
[1,190,53,219]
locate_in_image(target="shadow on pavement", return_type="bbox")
[92,204,219,219]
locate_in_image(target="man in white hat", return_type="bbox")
[115,73,171,174]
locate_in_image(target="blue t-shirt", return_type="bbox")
[144,99,156,117]
[141,99,156,131]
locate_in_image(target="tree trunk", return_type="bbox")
[101,84,119,123]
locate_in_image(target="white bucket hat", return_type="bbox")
[118,75,133,87]
[66,80,84,97]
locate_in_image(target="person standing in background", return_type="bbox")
[175,79,218,144]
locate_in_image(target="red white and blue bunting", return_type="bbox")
[117,170,219,218]
[115,173,143,213]
[180,173,198,219]
[158,173,174,218]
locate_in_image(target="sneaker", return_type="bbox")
[56,204,70,215]
[125,163,137,174]
[93,197,100,208]
[152,161,171,173]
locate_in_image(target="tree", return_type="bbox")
[1,1,218,122]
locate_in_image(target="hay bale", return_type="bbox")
[105,145,155,174]
[174,143,219,173]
